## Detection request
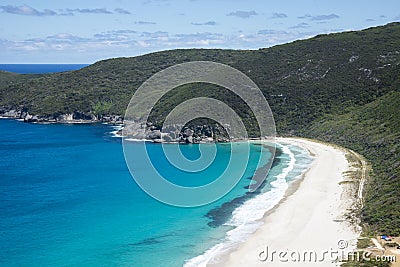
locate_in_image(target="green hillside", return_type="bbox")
[305,91,400,236]
[0,22,399,237]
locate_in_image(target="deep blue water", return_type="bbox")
[0,119,311,266]
[0,64,89,74]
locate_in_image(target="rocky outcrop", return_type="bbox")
[101,115,123,124]
[121,120,229,143]
[2,109,20,118]
[0,107,123,125]
[60,113,74,121]
[23,113,39,123]
[0,107,228,143]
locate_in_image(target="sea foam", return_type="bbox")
[184,143,310,267]
[109,125,123,138]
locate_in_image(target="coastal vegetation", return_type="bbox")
[305,91,400,237]
[0,23,399,240]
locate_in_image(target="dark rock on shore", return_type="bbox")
[122,120,231,143]
[0,108,123,125]
[1,108,235,144]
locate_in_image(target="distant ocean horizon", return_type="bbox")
[0,64,89,74]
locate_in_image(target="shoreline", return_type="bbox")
[0,112,123,125]
[209,137,362,266]
[184,139,312,267]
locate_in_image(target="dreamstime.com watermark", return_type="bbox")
[258,240,397,264]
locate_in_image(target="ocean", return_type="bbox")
[0,64,88,74]
[0,64,313,266]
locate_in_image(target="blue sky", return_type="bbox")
[0,0,399,63]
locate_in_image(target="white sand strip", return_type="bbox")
[211,137,360,266]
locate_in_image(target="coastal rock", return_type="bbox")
[73,111,95,121]
[2,110,20,118]
[92,119,231,144]
[23,113,32,121]
[121,121,147,138]
[23,113,38,123]
[183,128,194,137]
[162,133,175,142]
[60,114,74,121]
[1,108,229,144]
[101,115,123,124]
[147,130,161,140]
[1,107,124,125]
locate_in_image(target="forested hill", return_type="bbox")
[0,22,399,236]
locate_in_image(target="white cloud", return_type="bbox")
[65,8,112,14]
[94,30,136,41]
[0,27,318,60]
[0,5,131,16]
[298,13,340,21]
[114,8,131,15]
[141,31,169,38]
[311,14,339,21]
[271,13,288,19]
[135,21,157,25]
[191,21,217,26]
[0,5,56,16]
[290,22,311,29]
[227,10,257,19]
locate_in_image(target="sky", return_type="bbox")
[0,0,399,63]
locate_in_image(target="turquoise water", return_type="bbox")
[0,119,312,266]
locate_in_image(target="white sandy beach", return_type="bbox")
[211,137,361,266]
